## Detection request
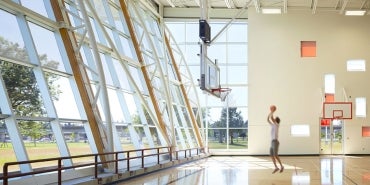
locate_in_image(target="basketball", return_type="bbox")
[270,105,277,112]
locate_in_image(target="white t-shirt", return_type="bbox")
[271,123,279,140]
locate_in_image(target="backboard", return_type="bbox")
[200,56,220,94]
[199,19,222,99]
[323,102,352,119]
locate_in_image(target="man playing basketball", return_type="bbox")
[267,105,284,173]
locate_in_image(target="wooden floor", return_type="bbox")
[112,155,370,185]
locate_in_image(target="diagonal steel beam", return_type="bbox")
[118,0,171,146]
[340,0,349,14]
[254,0,261,13]
[164,35,204,148]
[283,0,288,13]
[50,0,108,165]
[312,0,318,14]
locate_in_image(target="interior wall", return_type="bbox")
[247,9,370,155]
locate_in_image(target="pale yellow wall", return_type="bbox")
[247,9,370,155]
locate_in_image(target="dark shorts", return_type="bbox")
[270,139,280,156]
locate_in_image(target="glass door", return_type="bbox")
[320,119,343,154]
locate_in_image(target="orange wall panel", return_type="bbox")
[301,41,316,57]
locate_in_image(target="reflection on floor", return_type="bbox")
[112,155,370,185]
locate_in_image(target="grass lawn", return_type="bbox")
[208,138,247,149]
[0,142,92,173]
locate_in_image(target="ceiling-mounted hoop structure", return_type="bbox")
[211,87,232,101]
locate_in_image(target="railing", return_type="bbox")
[1,147,205,185]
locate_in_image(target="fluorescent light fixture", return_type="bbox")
[345,10,366,16]
[261,8,282,14]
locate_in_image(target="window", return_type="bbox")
[291,124,310,137]
[324,74,335,94]
[362,127,370,137]
[347,59,366,71]
[355,97,366,117]
[301,41,316,57]
[166,21,248,150]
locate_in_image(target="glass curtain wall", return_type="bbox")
[165,20,248,151]
[0,0,201,173]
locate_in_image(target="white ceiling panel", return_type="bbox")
[154,0,370,16]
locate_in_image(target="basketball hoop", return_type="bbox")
[211,87,232,102]
[333,116,343,120]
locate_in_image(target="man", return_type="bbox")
[267,107,284,173]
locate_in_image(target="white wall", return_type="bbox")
[247,9,370,155]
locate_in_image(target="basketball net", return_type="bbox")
[220,91,230,102]
[212,88,231,102]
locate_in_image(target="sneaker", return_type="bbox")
[272,168,279,174]
[280,166,284,173]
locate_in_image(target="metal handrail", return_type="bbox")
[1,147,205,185]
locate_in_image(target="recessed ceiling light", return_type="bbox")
[345,10,366,16]
[261,8,282,14]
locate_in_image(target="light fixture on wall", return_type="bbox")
[344,10,366,16]
[261,8,282,14]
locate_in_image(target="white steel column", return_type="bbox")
[15,5,73,166]
[119,0,171,147]
[77,0,113,154]
[131,1,175,147]
[164,25,205,147]
[82,0,162,150]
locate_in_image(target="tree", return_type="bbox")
[219,107,246,144]
[1,61,44,116]
[0,36,61,146]
[211,120,224,143]
[18,121,47,146]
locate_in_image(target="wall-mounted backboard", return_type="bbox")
[323,102,352,119]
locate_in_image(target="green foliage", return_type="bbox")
[0,61,44,116]
[209,107,247,145]
[0,36,61,145]
[18,121,47,146]
[132,112,141,125]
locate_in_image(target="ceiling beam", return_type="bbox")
[225,0,231,8]
[283,0,288,13]
[253,0,261,13]
[165,0,176,7]
[360,0,368,9]
[224,0,235,8]
[312,0,318,14]
[340,0,349,14]
[163,7,248,19]
[211,1,249,43]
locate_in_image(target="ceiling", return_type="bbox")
[154,0,370,16]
